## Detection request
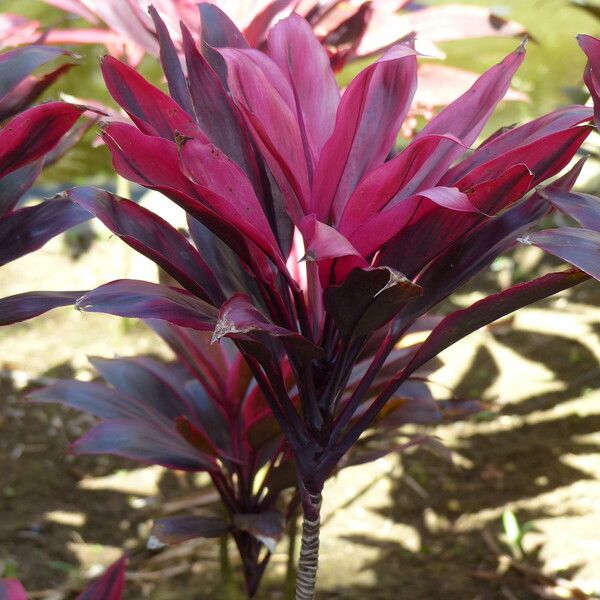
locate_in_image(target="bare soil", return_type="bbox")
[1,235,600,599]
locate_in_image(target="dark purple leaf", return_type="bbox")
[75,280,218,330]
[89,356,194,421]
[72,419,213,471]
[145,319,227,400]
[0,63,76,122]
[544,188,600,231]
[30,379,165,423]
[524,228,600,281]
[405,269,589,375]
[213,294,323,360]
[0,290,83,326]
[324,267,422,340]
[148,6,194,117]
[0,45,72,102]
[0,162,42,218]
[66,186,222,303]
[0,198,91,267]
[198,3,249,85]
[181,24,261,186]
[233,511,285,552]
[152,515,231,544]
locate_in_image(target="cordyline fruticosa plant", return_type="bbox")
[1,4,600,597]
[30,315,451,597]
[14,0,526,106]
[0,555,125,600]
[28,0,526,65]
[0,44,92,273]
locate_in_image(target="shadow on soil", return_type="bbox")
[324,290,600,599]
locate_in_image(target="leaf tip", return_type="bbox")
[517,35,528,54]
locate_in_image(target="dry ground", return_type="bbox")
[1,229,599,599]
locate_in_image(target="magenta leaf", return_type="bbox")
[268,14,340,161]
[524,228,600,282]
[444,105,593,184]
[301,214,366,264]
[455,125,592,189]
[75,556,125,600]
[152,515,231,544]
[339,133,465,233]
[347,186,475,258]
[312,44,418,223]
[0,198,90,267]
[380,164,534,277]
[578,34,600,129]
[0,579,27,600]
[410,42,526,185]
[198,2,249,84]
[0,290,84,326]
[244,0,294,47]
[76,280,218,330]
[220,46,311,223]
[181,24,260,186]
[101,123,267,273]
[178,137,285,271]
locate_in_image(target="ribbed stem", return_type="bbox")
[295,492,322,600]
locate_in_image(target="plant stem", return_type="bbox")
[295,492,322,600]
[219,535,233,589]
